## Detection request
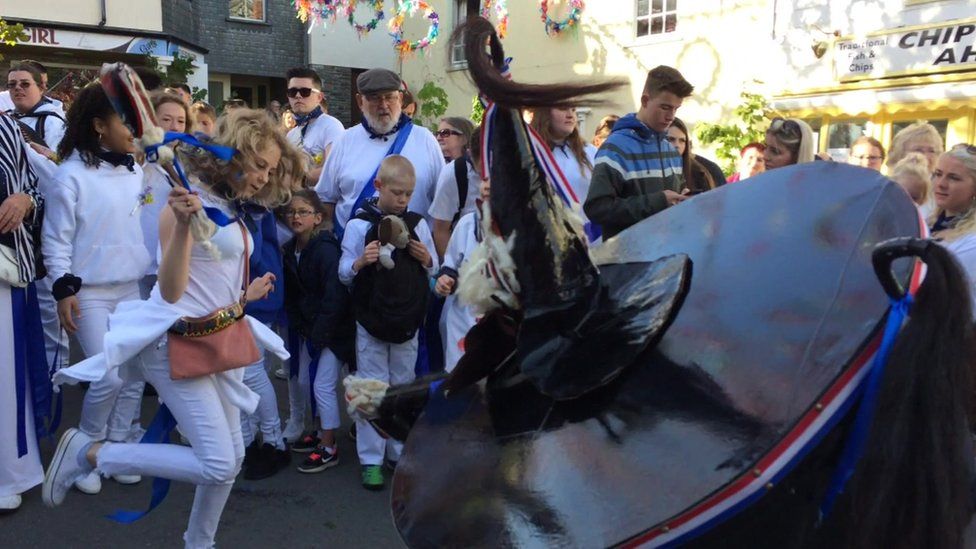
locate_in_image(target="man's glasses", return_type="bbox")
[287,87,321,98]
[769,117,801,138]
[284,209,317,218]
[6,81,33,90]
[363,92,401,105]
[435,129,463,138]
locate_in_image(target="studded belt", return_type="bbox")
[168,302,245,337]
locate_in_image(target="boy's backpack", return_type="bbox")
[352,210,430,344]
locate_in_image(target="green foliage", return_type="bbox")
[471,96,485,125]
[139,40,197,85]
[191,87,208,103]
[413,80,450,131]
[695,92,772,175]
[0,19,28,63]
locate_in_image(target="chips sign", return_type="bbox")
[835,19,976,82]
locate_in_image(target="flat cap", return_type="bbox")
[357,68,403,94]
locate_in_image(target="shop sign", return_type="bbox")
[18,26,179,56]
[835,19,976,81]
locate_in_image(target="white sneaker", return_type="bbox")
[0,494,21,513]
[282,419,304,444]
[274,367,287,380]
[74,470,102,495]
[111,473,142,485]
[42,428,94,507]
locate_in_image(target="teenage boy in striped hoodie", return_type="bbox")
[584,65,694,240]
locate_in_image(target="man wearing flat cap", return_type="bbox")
[315,68,444,233]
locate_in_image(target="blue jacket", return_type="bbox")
[583,113,685,239]
[243,207,284,325]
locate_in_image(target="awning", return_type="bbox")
[772,77,976,118]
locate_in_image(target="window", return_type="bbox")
[451,0,479,68]
[636,0,678,38]
[891,119,949,148]
[229,0,265,22]
[826,119,868,161]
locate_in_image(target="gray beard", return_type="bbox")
[363,112,398,135]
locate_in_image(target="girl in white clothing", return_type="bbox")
[43,83,152,494]
[435,176,490,372]
[530,107,599,243]
[928,144,976,313]
[43,108,304,548]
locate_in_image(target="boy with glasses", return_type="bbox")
[285,67,345,187]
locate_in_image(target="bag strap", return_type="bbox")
[238,220,250,304]
[334,122,414,239]
[452,157,469,227]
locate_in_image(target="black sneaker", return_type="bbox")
[242,440,260,472]
[243,443,283,480]
[291,432,320,454]
[297,446,339,474]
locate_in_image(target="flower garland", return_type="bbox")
[539,0,583,35]
[389,0,440,56]
[481,0,509,39]
[294,0,345,26]
[347,0,384,37]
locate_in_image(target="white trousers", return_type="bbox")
[240,335,284,449]
[301,343,341,432]
[96,335,244,549]
[285,337,310,434]
[0,283,43,498]
[36,274,68,369]
[74,282,141,441]
[355,324,417,465]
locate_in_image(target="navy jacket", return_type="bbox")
[243,207,284,325]
[283,230,355,365]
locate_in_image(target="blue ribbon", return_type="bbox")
[819,294,913,519]
[106,403,178,523]
[12,286,27,457]
[144,132,240,227]
[333,121,414,240]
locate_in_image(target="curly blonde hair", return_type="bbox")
[182,108,304,207]
[890,152,930,206]
[887,122,943,170]
[928,146,976,242]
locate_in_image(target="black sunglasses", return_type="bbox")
[769,117,801,138]
[287,87,320,98]
[6,81,33,90]
[435,129,463,138]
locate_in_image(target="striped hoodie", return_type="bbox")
[583,113,684,239]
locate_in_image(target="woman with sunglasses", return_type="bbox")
[44,108,303,547]
[929,144,976,309]
[435,117,474,163]
[763,117,816,170]
[5,62,65,151]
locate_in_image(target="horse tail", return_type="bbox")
[844,241,975,548]
[451,16,624,109]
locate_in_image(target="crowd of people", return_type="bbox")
[1,54,975,548]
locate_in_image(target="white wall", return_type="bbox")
[307,18,396,70]
[3,0,163,31]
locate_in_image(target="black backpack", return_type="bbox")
[12,100,65,148]
[452,157,469,228]
[352,211,430,344]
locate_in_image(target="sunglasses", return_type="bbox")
[287,87,321,98]
[952,143,976,156]
[769,117,801,139]
[6,81,33,90]
[435,129,464,138]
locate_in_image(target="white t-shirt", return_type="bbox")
[315,123,445,229]
[429,158,481,222]
[552,142,597,201]
[286,112,345,158]
[942,233,976,315]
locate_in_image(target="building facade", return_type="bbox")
[161,0,306,110]
[1,1,209,98]
[398,0,975,165]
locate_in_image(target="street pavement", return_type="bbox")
[1,377,404,548]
